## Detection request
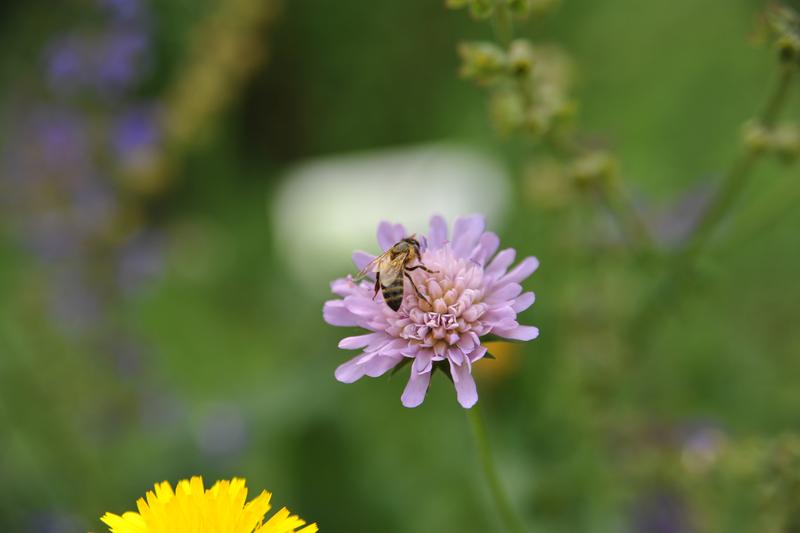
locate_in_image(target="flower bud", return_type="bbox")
[445,0,470,9]
[469,0,494,19]
[570,151,618,190]
[489,89,525,135]
[773,123,800,163]
[742,120,770,154]
[508,39,536,76]
[458,42,508,85]
[766,5,800,63]
[523,158,571,209]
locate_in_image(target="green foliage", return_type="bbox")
[1,1,800,532]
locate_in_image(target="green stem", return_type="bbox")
[628,61,797,349]
[467,407,527,533]
[492,0,514,46]
[681,64,795,260]
[601,174,657,255]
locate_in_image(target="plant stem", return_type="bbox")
[467,407,527,533]
[492,0,514,46]
[601,174,657,255]
[681,63,795,261]
[628,61,796,347]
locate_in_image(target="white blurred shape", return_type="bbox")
[272,143,510,286]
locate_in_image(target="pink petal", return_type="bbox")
[486,282,523,303]
[335,355,369,383]
[352,251,375,276]
[323,301,358,326]
[343,295,381,317]
[401,370,431,408]
[377,221,406,251]
[338,332,385,350]
[511,292,535,313]
[413,349,434,373]
[470,232,500,265]
[483,305,515,324]
[448,347,465,365]
[428,215,449,249]
[468,345,488,363]
[495,325,540,341]
[330,278,356,297]
[486,249,516,277]
[449,359,478,408]
[502,256,540,284]
[364,354,404,378]
[451,215,486,258]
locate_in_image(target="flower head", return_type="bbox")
[100,476,317,533]
[324,214,539,408]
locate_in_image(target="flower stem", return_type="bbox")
[467,407,527,533]
[628,61,797,347]
[492,0,514,47]
[681,63,795,260]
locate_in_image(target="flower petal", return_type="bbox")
[338,332,385,350]
[468,345,488,363]
[502,256,539,284]
[364,354,403,378]
[323,300,358,326]
[352,251,375,275]
[486,248,516,278]
[451,215,486,258]
[401,370,431,408]
[413,349,434,373]
[511,292,535,313]
[486,282,523,303]
[428,215,449,249]
[495,325,540,341]
[470,232,500,266]
[335,355,370,383]
[449,359,478,408]
[377,221,406,251]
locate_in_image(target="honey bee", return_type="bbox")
[355,235,437,312]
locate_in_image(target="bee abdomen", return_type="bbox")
[382,279,405,312]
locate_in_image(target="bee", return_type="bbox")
[355,235,437,312]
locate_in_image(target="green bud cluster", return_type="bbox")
[767,5,800,63]
[742,120,800,163]
[524,151,620,209]
[460,39,574,138]
[446,0,558,20]
[458,42,508,84]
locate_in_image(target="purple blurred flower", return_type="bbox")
[48,267,103,334]
[631,491,693,533]
[44,35,87,95]
[44,27,150,97]
[324,214,539,408]
[116,230,164,295]
[97,29,150,92]
[100,0,144,21]
[113,105,161,162]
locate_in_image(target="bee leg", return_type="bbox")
[373,272,381,300]
[405,272,431,306]
[407,264,438,274]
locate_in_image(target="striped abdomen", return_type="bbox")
[382,277,405,312]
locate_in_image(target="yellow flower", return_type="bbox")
[100,476,318,533]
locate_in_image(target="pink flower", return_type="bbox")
[323,214,539,408]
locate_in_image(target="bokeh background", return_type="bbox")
[1,0,800,531]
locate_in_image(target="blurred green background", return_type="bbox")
[1,0,800,531]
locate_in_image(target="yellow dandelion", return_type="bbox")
[100,476,318,533]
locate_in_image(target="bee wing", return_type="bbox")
[379,255,406,287]
[354,251,390,281]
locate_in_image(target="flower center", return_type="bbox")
[388,246,489,350]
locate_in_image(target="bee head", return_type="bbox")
[402,235,422,254]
